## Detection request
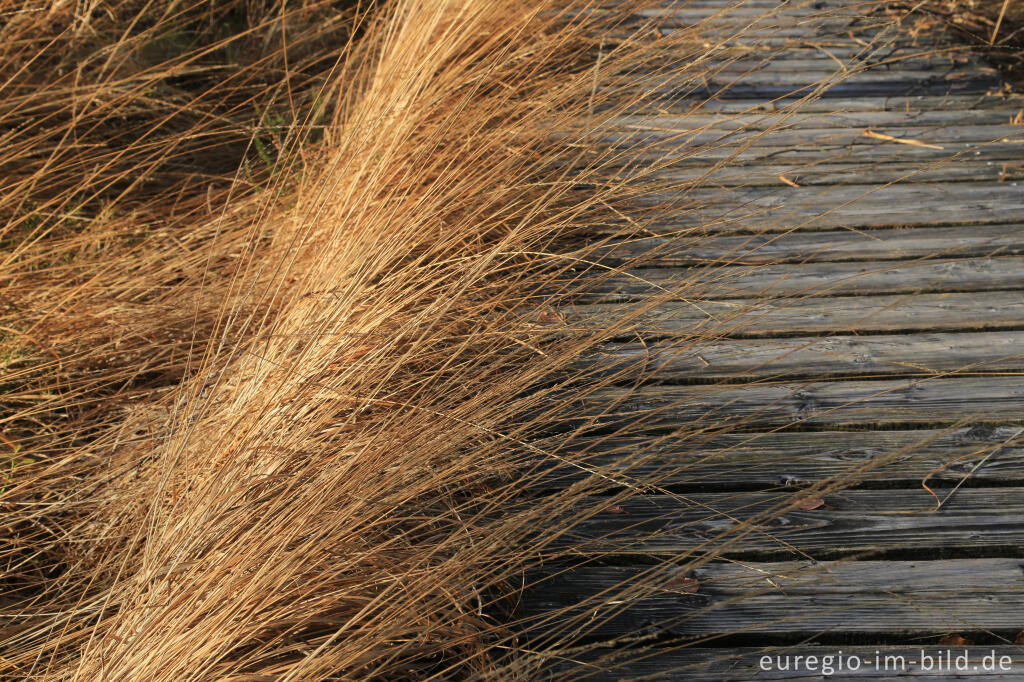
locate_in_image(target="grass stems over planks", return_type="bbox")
[895,0,1024,68]
[2,0,1015,679]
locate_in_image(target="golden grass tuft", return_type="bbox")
[0,1,730,677]
[2,0,1004,679]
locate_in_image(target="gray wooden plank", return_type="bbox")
[575,375,1024,430]
[642,160,1020,186]
[523,558,1024,638]
[556,646,1024,680]
[596,139,1023,171]
[577,330,1024,380]
[633,94,1024,115]
[589,224,1024,265]
[609,107,1019,132]
[555,487,1024,554]
[590,123,1020,153]
[701,55,989,75]
[661,75,998,100]
[573,256,1024,301]
[654,0,861,6]
[566,290,1024,337]
[621,183,1024,234]
[616,19,898,40]
[620,12,888,29]
[588,0,862,22]
[534,425,1024,488]
[698,69,996,89]
[642,0,865,8]
[634,3,874,18]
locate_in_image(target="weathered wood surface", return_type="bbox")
[603,139,1024,172]
[592,122,1020,148]
[576,375,1024,430]
[531,0,1024,673]
[659,75,1001,99]
[590,223,1024,265]
[642,160,1024,186]
[685,75,1001,101]
[573,255,1024,301]
[608,108,1022,131]
[555,486,1024,554]
[688,53,991,73]
[535,425,1024,488]
[568,290,1024,337]
[525,559,1024,637]
[576,330,1024,380]
[560,647,1024,680]
[640,94,1024,115]
[602,183,1024,234]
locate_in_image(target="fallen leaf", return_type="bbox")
[536,311,565,325]
[863,129,944,150]
[793,496,825,511]
[939,634,970,646]
[605,505,629,514]
[665,575,700,593]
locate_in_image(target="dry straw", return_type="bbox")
[0,0,999,679]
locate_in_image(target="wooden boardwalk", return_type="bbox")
[525,1,1024,678]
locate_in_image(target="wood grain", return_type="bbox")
[574,330,1024,380]
[573,256,1024,301]
[567,290,1024,337]
[523,559,1024,637]
[554,486,1024,554]
[534,425,1024,488]
[613,183,1024,234]
[575,375,1024,430]
[589,224,1024,266]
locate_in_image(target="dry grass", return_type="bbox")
[0,0,1003,679]
[0,1,735,677]
[896,0,1024,52]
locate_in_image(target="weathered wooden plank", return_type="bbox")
[523,559,1024,637]
[641,160,1020,186]
[609,107,1021,132]
[619,183,1024,234]
[555,487,1024,554]
[534,425,1024,489]
[634,3,875,18]
[577,330,1024,380]
[701,55,988,76]
[594,138,1023,172]
[616,18,898,40]
[623,10,889,27]
[557,646,1024,680]
[643,0,865,8]
[700,68,997,87]
[664,75,998,100]
[589,0,861,24]
[574,375,1024,430]
[654,0,861,6]
[593,123,1020,149]
[633,94,1023,115]
[637,39,950,62]
[589,224,1024,266]
[567,290,1024,337]
[574,256,1024,301]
